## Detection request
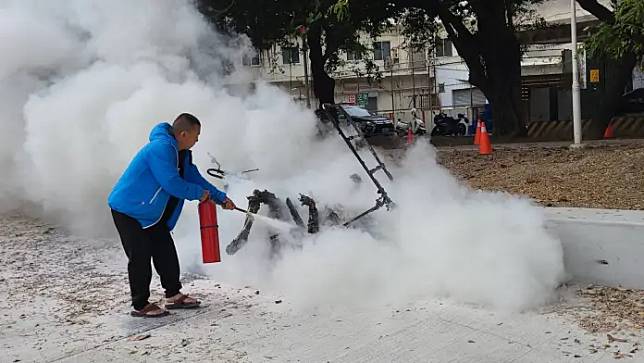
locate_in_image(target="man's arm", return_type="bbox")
[185,163,228,204]
[147,143,204,201]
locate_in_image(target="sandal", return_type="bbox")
[131,303,169,318]
[165,293,201,309]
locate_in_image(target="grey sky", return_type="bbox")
[534,0,613,22]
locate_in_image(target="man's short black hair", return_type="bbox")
[172,113,201,133]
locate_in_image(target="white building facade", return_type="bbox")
[240,0,622,127]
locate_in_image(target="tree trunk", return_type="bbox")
[307,24,335,109]
[436,3,525,137]
[469,48,525,137]
[586,52,637,138]
[485,78,524,137]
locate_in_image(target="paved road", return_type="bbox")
[2,215,642,363]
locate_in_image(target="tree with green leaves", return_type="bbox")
[197,0,400,109]
[577,0,643,137]
[582,0,643,60]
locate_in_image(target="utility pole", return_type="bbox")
[356,70,360,96]
[289,61,293,96]
[390,66,395,121]
[433,58,439,115]
[426,51,432,116]
[410,45,417,109]
[570,0,582,146]
[301,35,311,109]
[470,84,474,118]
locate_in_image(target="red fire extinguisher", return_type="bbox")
[198,200,221,263]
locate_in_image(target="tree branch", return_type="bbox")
[196,0,236,21]
[576,0,615,24]
[435,2,476,44]
[505,0,515,31]
[432,2,487,89]
[322,23,342,63]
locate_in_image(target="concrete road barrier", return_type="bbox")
[545,207,644,289]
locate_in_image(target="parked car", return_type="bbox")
[339,104,395,137]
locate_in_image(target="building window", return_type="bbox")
[367,96,378,113]
[452,87,487,106]
[435,38,453,57]
[373,41,391,61]
[409,48,425,66]
[242,53,261,67]
[282,47,300,64]
[438,83,445,93]
[346,49,359,61]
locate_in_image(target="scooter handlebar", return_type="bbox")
[206,168,225,179]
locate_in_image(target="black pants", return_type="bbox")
[111,209,182,310]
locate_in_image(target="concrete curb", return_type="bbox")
[545,207,644,289]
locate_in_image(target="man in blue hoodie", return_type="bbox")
[108,113,236,318]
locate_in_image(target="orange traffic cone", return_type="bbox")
[407,127,414,145]
[603,122,615,139]
[473,119,482,145]
[479,121,492,155]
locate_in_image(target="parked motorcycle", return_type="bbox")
[395,108,427,136]
[430,113,469,136]
[395,118,426,136]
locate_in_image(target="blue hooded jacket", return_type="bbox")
[108,122,227,230]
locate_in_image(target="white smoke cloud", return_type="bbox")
[0,0,565,311]
[178,141,565,311]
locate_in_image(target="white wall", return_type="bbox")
[633,67,644,90]
[533,0,612,23]
[545,208,644,290]
[435,61,469,108]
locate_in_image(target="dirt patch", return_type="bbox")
[438,143,644,210]
[550,285,644,360]
[558,285,644,333]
